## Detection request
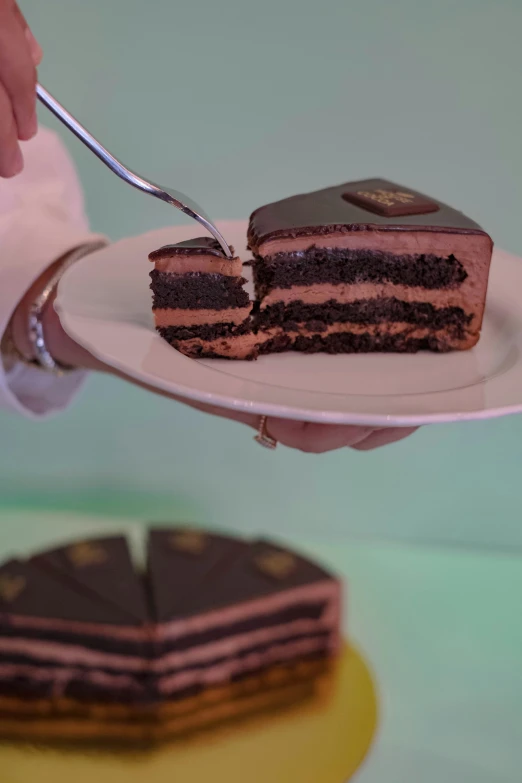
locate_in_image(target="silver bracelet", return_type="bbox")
[28,240,107,376]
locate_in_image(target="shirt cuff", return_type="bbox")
[0,207,106,418]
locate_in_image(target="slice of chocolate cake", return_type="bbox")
[0,549,151,709]
[149,238,258,359]
[30,536,148,624]
[147,528,341,702]
[248,178,493,353]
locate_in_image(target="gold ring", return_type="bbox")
[254,415,277,450]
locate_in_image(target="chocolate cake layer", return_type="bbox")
[157,322,252,343]
[253,248,468,293]
[259,330,454,354]
[157,332,260,360]
[150,270,250,310]
[255,298,472,334]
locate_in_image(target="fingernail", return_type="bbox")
[25,28,43,66]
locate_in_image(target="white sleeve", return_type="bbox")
[0,128,106,419]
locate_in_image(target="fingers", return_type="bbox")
[0,0,38,168]
[12,3,43,66]
[266,419,375,453]
[0,81,22,176]
[350,427,418,451]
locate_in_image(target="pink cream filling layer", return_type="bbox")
[258,282,476,310]
[255,229,492,266]
[154,306,252,328]
[153,255,242,277]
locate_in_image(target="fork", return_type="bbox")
[36,83,233,258]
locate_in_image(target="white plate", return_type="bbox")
[57,220,522,427]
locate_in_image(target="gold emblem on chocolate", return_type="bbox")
[0,574,26,603]
[357,189,415,207]
[169,529,207,555]
[255,551,297,580]
[67,542,108,568]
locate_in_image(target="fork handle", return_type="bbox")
[36,83,161,199]
[36,83,233,258]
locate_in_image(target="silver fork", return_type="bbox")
[36,83,233,258]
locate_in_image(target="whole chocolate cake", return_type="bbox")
[149,179,493,358]
[0,528,340,742]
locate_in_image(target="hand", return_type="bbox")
[0,0,42,177]
[10,256,417,454]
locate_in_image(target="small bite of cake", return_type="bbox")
[248,178,493,354]
[149,238,257,359]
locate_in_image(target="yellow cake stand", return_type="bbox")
[1,644,377,783]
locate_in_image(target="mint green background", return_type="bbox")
[4,4,522,776]
[2,3,522,777]
[2,0,521,550]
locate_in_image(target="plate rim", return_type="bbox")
[56,221,522,427]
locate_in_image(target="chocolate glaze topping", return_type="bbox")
[148,237,233,262]
[0,559,138,626]
[248,178,490,249]
[1,531,337,629]
[31,537,149,623]
[147,529,335,622]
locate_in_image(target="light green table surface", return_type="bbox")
[1,511,521,782]
[2,1,522,778]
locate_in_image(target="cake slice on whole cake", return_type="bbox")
[148,527,341,704]
[248,178,493,354]
[149,238,257,359]
[0,548,152,715]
